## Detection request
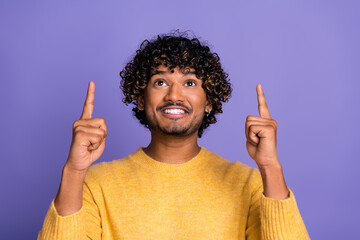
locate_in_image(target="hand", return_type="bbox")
[245,84,279,169]
[65,81,107,172]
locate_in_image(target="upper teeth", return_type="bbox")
[164,109,185,114]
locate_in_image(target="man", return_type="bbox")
[38,33,310,239]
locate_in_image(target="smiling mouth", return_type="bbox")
[163,109,186,114]
[160,108,188,119]
[157,102,191,119]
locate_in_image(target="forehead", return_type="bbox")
[152,65,197,77]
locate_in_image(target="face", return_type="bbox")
[138,65,212,137]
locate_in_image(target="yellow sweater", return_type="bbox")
[38,147,310,240]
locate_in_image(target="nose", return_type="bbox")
[164,83,184,102]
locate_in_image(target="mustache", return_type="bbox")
[157,102,192,113]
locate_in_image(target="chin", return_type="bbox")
[151,123,197,137]
[160,125,191,136]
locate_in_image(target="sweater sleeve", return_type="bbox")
[37,175,102,240]
[246,169,310,240]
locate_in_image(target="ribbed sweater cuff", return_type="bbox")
[260,188,310,240]
[38,199,85,240]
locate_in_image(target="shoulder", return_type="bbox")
[203,147,254,172]
[203,147,262,187]
[85,149,140,183]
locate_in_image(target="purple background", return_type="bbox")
[1,0,359,239]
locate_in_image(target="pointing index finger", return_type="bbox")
[80,81,95,119]
[257,84,272,119]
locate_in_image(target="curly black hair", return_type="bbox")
[120,31,232,138]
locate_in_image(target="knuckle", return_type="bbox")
[270,120,277,128]
[73,125,86,134]
[267,125,275,131]
[72,120,80,129]
[94,117,105,125]
[101,129,107,137]
[73,125,81,133]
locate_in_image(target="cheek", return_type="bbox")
[143,92,161,112]
[188,92,207,109]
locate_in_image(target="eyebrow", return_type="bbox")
[154,70,196,76]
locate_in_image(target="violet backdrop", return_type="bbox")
[1,0,359,239]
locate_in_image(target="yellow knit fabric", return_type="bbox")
[38,147,310,240]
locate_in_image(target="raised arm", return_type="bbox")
[245,84,310,239]
[245,84,288,199]
[38,81,107,239]
[54,81,107,215]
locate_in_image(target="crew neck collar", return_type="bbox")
[129,146,210,175]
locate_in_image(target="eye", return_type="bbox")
[185,80,196,87]
[154,79,166,86]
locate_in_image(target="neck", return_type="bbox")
[143,130,201,164]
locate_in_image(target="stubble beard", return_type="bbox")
[146,113,204,137]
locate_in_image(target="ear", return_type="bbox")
[205,100,212,113]
[137,95,145,111]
